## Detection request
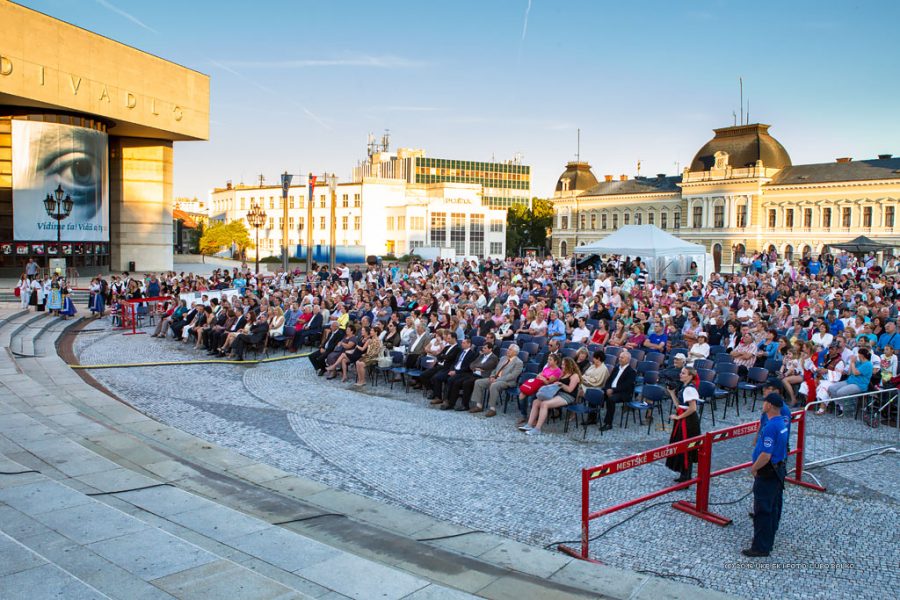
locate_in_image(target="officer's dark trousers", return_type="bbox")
[751,463,786,553]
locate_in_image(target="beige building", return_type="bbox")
[552,123,900,271]
[0,0,209,273]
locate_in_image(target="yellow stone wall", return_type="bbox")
[109,138,173,272]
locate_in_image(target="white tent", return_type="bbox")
[573,225,709,281]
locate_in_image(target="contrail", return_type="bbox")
[95,0,158,34]
[521,0,532,42]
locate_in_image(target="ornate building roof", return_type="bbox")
[690,123,792,171]
[555,161,599,193]
[768,156,900,185]
[581,174,682,196]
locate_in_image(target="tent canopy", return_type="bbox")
[574,225,706,259]
[827,236,894,255]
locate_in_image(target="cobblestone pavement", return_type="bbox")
[74,321,900,600]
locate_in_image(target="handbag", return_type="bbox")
[519,377,544,396]
[377,349,393,368]
[535,383,561,400]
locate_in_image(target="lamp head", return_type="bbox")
[43,193,56,216]
[62,194,74,216]
[54,184,65,202]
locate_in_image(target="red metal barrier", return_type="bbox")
[560,409,826,561]
[114,296,172,336]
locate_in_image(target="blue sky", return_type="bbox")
[18,0,900,200]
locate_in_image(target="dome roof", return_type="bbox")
[555,161,598,193]
[690,124,791,172]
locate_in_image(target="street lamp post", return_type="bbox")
[246,202,267,275]
[327,173,337,271]
[280,171,292,274]
[43,184,73,269]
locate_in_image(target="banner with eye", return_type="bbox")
[11,120,109,243]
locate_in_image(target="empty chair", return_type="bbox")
[715,353,734,364]
[561,348,578,359]
[715,362,738,375]
[635,360,657,385]
[708,344,726,356]
[640,383,668,434]
[693,359,714,371]
[585,319,600,331]
[515,333,532,344]
[531,336,547,350]
[500,340,514,350]
[524,360,542,373]
[518,350,530,364]
[565,388,605,439]
[763,358,783,375]
[564,341,583,351]
[470,335,485,347]
[605,346,623,359]
[715,372,741,418]
[697,368,716,382]
[630,349,646,362]
[669,347,689,358]
[697,380,717,427]
[622,383,665,430]
[522,342,540,357]
[587,343,603,355]
[740,367,771,409]
[645,351,665,367]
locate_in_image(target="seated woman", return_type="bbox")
[516,353,562,425]
[268,306,286,338]
[574,347,591,373]
[152,299,187,338]
[381,321,401,349]
[326,324,362,382]
[219,312,254,354]
[624,323,646,350]
[608,320,628,347]
[590,320,609,346]
[518,357,582,436]
[354,326,384,387]
[778,347,805,407]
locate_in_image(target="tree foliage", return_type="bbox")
[199,220,252,258]
[506,198,554,256]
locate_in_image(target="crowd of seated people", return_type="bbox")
[78,248,900,434]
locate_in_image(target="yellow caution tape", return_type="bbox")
[70,351,313,369]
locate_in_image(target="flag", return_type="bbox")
[281,172,293,198]
[308,174,317,201]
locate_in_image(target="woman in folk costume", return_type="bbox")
[17,274,30,310]
[46,279,63,315]
[665,366,702,483]
[29,277,44,312]
[89,277,105,317]
[60,288,77,319]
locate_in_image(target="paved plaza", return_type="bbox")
[73,319,899,600]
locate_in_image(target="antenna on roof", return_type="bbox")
[637,159,641,176]
[739,77,743,125]
[258,173,265,187]
[732,111,737,126]
[576,128,581,162]
[746,98,750,125]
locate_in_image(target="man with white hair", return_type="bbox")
[471,344,523,418]
[602,350,636,431]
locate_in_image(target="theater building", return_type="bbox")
[552,123,900,271]
[0,0,209,274]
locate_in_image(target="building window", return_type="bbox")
[863,206,873,227]
[297,195,305,209]
[601,213,608,229]
[886,206,895,228]
[561,216,569,229]
[342,216,348,230]
[612,214,618,229]
[288,217,294,230]
[410,240,424,251]
[693,205,703,228]
[580,214,586,229]
[319,216,326,230]
[674,211,681,229]
[822,207,831,228]
[490,241,503,255]
[386,217,394,231]
[768,210,776,228]
[786,209,794,228]
[267,217,274,230]
[298,217,304,230]
[450,213,466,255]
[842,207,851,227]
[635,212,642,225]
[278,217,284,231]
[648,212,654,226]
[714,205,724,228]
[342,194,349,208]
[624,213,630,225]
[804,208,812,228]
[289,196,294,209]
[354,193,360,207]
[240,198,246,210]
[430,212,446,246]
[660,212,667,230]
[490,220,504,233]
[398,216,405,230]
[320,194,326,208]
[354,216,360,230]
[470,214,484,257]
[269,198,275,210]
[412,216,425,230]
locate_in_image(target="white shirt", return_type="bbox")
[610,365,626,389]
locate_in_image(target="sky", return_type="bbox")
[16,0,900,200]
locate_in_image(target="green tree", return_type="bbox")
[199,220,252,259]
[506,198,555,256]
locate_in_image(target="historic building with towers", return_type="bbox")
[551,123,900,271]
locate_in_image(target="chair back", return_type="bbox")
[708,345,726,356]
[518,351,530,364]
[583,388,605,408]
[764,358,783,374]
[561,348,578,359]
[693,358,714,371]
[645,351,665,367]
[630,349,645,362]
[715,362,738,375]
[637,360,657,374]
[748,366,770,384]
[523,342,540,356]
[715,372,740,389]
[643,370,660,385]
[715,353,734,364]
[697,368,716,382]
[564,341,583,351]
[641,384,666,404]
[669,347,688,358]
[698,380,716,399]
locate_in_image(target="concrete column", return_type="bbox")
[109,137,174,272]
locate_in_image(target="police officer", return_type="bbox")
[743,392,789,557]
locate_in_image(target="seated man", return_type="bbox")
[644,322,668,353]
[230,317,269,361]
[308,322,345,374]
[602,350,636,431]
[420,332,460,401]
[445,340,496,411]
[471,344,523,417]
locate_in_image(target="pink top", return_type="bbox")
[541,366,562,380]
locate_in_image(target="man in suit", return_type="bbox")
[419,332,460,401]
[308,322,345,374]
[404,323,433,369]
[602,350,636,431]
[290,305,324,351]
[447,341,499,411]
[440,338,480,410]
[230,317,270,361]
[472,344,524,417]
[210,310,247,354]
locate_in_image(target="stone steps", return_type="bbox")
[0,316,482,599]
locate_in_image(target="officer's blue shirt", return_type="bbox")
[760,404,792,437]
[753,417,789,464]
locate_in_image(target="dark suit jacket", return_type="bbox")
[467,352,498,377]
[321,329,345,353]
[436,343,461,369]
[605,365,636,396]
[229,315,247,333]
[245,322,270,343]
[449,347,478,375]
[303,313,324,333]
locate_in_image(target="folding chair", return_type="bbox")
[565,388,605,439]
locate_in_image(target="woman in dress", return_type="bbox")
[354,326,384,387]
[609,320,629,347]
[325,324,361,382]
[665,367,701,483]
[590,320,610,346]
[519,357,582,436]
[59,288,77,319]
[17,274,30,311]
[46,280,63,316]
[516,353,562,425]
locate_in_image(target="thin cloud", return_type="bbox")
[95,0,158,33]
[219,55,428,69]
[522,0,532,42]
[209,60,330,130]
